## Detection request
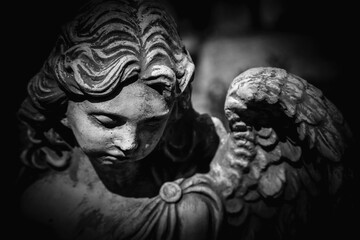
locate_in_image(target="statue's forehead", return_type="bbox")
[77,82,171,120]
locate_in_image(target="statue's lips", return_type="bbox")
[97,155,132,164]
[95,154,146,165]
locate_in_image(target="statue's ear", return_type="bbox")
[177,50,195,94]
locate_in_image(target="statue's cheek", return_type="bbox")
[68,123,113,159]
[136,122,167,154]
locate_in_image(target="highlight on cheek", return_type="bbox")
[75,112,168,163]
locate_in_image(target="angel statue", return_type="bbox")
[16,0,355,240]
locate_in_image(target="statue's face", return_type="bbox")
[66,82,172,164]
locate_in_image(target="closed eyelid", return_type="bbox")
[142,77,173,91]
[142,115,168,125]
[90,114,126,128]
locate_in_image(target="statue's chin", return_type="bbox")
[87,154,160,198]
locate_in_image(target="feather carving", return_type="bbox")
[210,67,353,239]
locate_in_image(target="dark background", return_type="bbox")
[5,0,359,238]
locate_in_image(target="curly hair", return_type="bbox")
[17,0,196,170]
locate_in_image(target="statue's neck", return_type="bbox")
[71,147,198,198]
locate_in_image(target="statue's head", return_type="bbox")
[18,0,195,170]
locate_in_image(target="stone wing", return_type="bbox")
[209,67,353,239]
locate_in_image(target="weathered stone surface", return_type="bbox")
[16,1,353,240]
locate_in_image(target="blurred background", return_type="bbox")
[5,0,359,238]
[167,0,357,128]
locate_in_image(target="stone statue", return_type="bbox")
[16,0,354,240]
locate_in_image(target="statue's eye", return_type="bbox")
[92,115,124,129]
[143,116,166,130]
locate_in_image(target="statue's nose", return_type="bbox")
[113,125,139,153]
[115,138,139,152]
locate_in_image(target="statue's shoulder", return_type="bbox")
[20,149,102,237]
[20,172,80,238]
